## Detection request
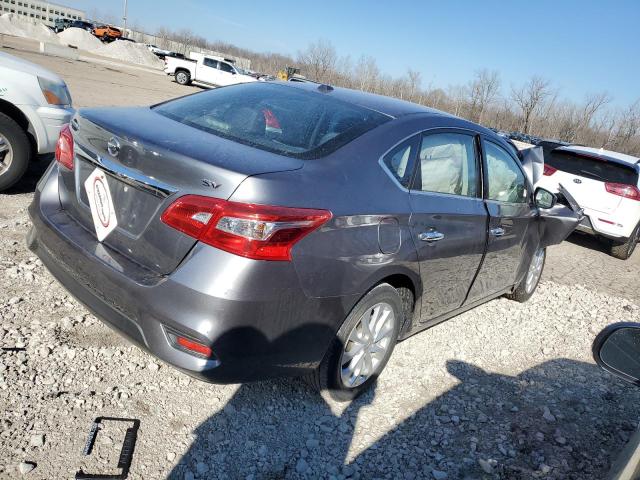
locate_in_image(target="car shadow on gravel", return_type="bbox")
[3,154,53,195]
[167,356,640,479]
[565,231,611,256]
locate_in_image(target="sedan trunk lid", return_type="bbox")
[58,107,302,275]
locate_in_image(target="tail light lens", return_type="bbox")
[55,124,74,170]
[262,109,281,129]
[543,164,557,176]
[605,182,640,201]
[161,195,332,261]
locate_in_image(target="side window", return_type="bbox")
[382,137,418,189]
[203,58,217,69]
[484,141,528,203]
[414,132,478,197]
[219,62,234,73]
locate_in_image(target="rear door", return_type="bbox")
[408,129,487,321]
[216,61,237,86]
[466,138,537,303]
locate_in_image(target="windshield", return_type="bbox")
[154,83,390,159]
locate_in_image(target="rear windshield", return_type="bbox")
[547,150,638,185]
[154,83,390,159]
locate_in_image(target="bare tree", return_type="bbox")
[297,39,337,83]
[573,92,612,143]
[155,26,173,50]
[423,85,445,109]
[171,29,191,54]
[511,76,552,134]
[406,69,422,103]
[611,99,640,150]
[353,55,379,92]
[467,69,501,125]
[447,85,467,117]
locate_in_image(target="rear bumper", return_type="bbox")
[28,164,352,383]
[575,208,635,241]
[536,178,637,241]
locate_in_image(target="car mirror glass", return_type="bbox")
[594,324,640,386]
[534,187,556,209]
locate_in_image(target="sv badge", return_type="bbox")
[202,179,221,189]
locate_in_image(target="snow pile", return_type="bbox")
[0,13,60,43]
[57,27,102,50]
[91,40,164,69]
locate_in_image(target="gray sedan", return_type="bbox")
[28,82,580,400]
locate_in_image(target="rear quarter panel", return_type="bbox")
[229,114,474,303]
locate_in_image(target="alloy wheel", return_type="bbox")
[525,248,545,294]
[340,302,396,388]
[0,134,13,176]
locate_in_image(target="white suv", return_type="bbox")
[0,52,74,191]
[536,144,640,259]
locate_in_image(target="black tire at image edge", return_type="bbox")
[0,112,32,192]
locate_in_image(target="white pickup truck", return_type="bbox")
[0,52,74,191]
[164,53,257,88]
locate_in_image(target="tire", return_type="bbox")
[0,112,31,192]
[102,34,109,42]
[609,224,640,260]
[308,283,402,402]
[175,70,191,85]
[506,247,546,303]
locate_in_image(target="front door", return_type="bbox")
[466,138,538,303]
[408,130,487,321]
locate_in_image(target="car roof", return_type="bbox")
[281,81,445,118]
[555,145,639,166]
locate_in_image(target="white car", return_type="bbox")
[0,52,74,191]
[146,44,172,57]
[536,144,640,259]
[164,53,257,88]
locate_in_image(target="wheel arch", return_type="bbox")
[0,99,37,153]
[373,272,420,338]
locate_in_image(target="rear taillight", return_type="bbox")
[543,164,557,176]
[605,182,640,201]
[161,195,332,261]
[262,109,281,129]
[55,123,74,170]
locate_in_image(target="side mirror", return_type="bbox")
[593,323,640,386]
[534,187,557,209]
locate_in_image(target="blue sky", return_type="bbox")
[63,0,639,106]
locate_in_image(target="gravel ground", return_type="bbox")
[1,41,640,479]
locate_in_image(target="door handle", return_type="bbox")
[490,227,505,237]
[419,230,445,242]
